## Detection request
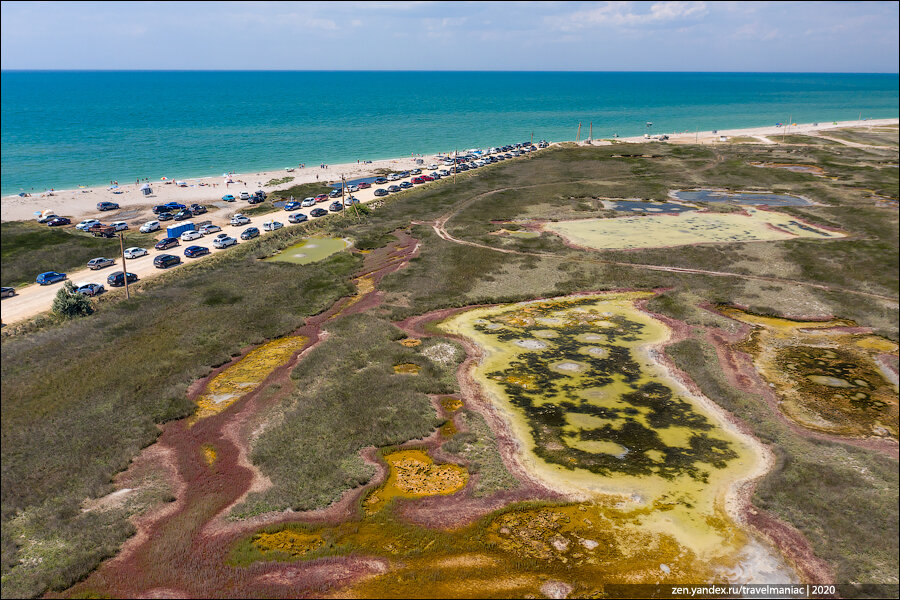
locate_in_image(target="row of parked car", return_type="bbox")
[21,143,550,298]
[221,190,267,203]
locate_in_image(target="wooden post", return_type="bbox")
[576,122,581,142]
[119,232,130,299]
[589,121,593,141]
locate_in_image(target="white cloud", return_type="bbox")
[545,1,708,31]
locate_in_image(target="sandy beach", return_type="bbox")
[0,154,447,223]
[614,117,898,145]
[4,118,896,224]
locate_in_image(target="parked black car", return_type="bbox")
[155,237,180,251]
[328,188,343,198]
[47,217,71,226]
[107,271,138,286]
[310,208,328,218]
[190,204,208,215]
[328,201,344,212]
[157,212,174,221]
[374,188,388,197]
[153,254,181,269]
[173,210,192,221]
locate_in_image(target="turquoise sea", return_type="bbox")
[1,71,897,195]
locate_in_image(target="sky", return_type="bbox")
[1,1,898,72]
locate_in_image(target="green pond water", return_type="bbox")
[266,237,350,265]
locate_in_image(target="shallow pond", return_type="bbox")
[544,208,842,250]
[192,336,308,423]
[266,237,350,265]
[607,200,696,213]
[671,189,812,206]
[721,308,899,439]
[439,294,781,563]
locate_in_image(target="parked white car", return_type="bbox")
[181,230,203,242]
[198,224,221,235]
[76,219,101,231]
[239,191,251,201]
[230,214,250,226]
[213,235,237,249]
[110,221,129,231]
[346,185,359,193]
[301,197,316,207]
[263,221,284,232]
[123,247,148,259]
[387,173,401,181]
[427,164,438,170]
[140,220,160,233]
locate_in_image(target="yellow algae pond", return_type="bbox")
[437,294,795,581]
[363,449,468,515]
[721,308,899,439]
[542,208,843,250]
[191,336,308,423]
[265,237,350,265]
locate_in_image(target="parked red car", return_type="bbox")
[420,175,434,182]
[411,177,424,184]
[314,194,329,203]
[357,182,371,189]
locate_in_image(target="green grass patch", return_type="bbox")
[233,313,464,517]
[1,222,159,287]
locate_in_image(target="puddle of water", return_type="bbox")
[721,308,899,439]
[608,200,696,213]
[191,336,308,423]
[543,208,843,250]
[671,189,812,206]
[266,237,350,265]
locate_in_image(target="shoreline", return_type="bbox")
[2,117,897,223]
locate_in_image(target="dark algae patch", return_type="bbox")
[456,295,738,481]
[722,307,899,439]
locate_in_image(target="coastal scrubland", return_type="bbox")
[0,221,159,287]
[1,129,898,598]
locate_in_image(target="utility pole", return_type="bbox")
[454,148,457,184]
[576,122,581,142]
[531,131,533,144]
[119,232,130,300]
[589,121,593,142]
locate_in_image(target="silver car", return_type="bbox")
[87,257,115,270]
[76,283,105,297]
